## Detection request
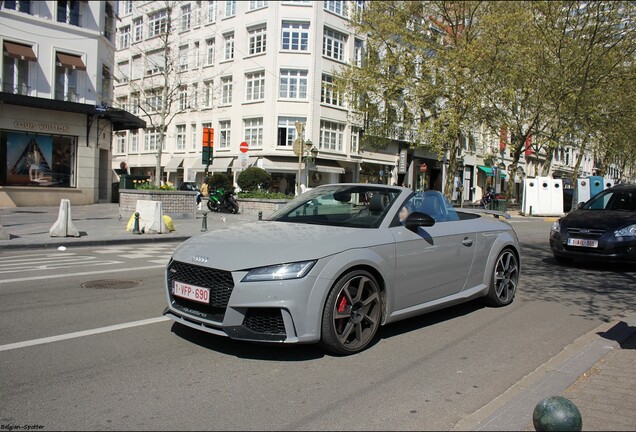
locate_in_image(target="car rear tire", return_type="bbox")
[320,270,382,355]
[485,249,519,307]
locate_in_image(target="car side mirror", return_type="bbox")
[576,202,585,210]
[405,211,435,232]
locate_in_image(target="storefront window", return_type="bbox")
[1,130,76,187]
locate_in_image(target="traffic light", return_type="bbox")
[202,127,214,165]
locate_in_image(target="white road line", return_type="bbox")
[0,316,171,352]
[0,264,166,284]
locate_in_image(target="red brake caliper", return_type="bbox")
[337,295,348,313]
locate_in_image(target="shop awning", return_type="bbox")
[188,157,233,172]
[261,157,301,173]
[3,41,37,62]
[164,157,184,172]
[478,165,507,179]
[315,159,345,174]
[56,52,86,71]
[232,156,258,171]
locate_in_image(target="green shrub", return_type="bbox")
[207,172,232,191]
[237,167,271,192]
[238,190,293,200]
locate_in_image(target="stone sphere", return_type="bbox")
[533,396,582,431]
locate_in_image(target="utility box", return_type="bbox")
[548,178,564,216]
[522,177,540,216]
[572,178,590,208]
[604,177,615,189]
[589,176,604,199]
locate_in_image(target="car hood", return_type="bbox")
[171,221,394,271]
[561,209,636,230]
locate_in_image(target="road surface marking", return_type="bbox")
[0,265,166,284]
[0,316,171,352]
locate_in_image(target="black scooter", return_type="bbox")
[207,188,239,214]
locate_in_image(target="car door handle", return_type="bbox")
[462,237,473,247]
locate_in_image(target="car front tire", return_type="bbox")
[485,248,519,307]
[320,270,382,355]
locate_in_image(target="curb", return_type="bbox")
[452,311,636,431]
[0,235,194,251]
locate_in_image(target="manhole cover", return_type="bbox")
[81,279,144,289]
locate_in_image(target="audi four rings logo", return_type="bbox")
[192,255,209,263]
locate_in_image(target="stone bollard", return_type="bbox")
[533,396,582,431]
[201,212,208,232]
[132,212,141,235]
[50,198,80,237]
[258,211,262,221]
[0,217,9,241]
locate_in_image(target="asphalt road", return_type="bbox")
[1,219,634,431]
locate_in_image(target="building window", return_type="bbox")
[223,33,234,60]
[144,128,165,151]
[219,120,231,149]
[208,0,217,22]
[179,86,188,111]
[145,90,163,112]
[101,66,112,105]
[119,26,130,49]
[191,83,198,108]
[148,9,168,38]
[194,41,201,67]
[176,125,186,150]
[221,76,233,105]
[115,133,126,154]
[249,1,267,10]
[131,55,142,80]
[225,0,236,17]
[320,120,344,152]
[244,118,263,149]
[3,1,31,13]
[179,45,188,71]
[321,74,342,106]
[1,131,77,187]
[206,38,215,65]
[324,0,347,16]
[123,0,133,15]
[133,18,143,42]
[248,26,267,55]
[323,27,346,62]
[57,0,80,26]
[116,96,127,110]
[354,0,366,14]
[203,80,214,107]
[129,130,138,152]
[281,22,309,51]
[181,4,191,31]
[146,50,165,76]
[351,127,360,154]
[279,69,307,99]
[354,38,364,67]
[130,93,140,114]
[191,123,198,149]
[55,53,85,102]
[2,45,31,95]
[245,71,265,102]
[277,117,306,147]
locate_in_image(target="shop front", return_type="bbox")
[0,93,144,207]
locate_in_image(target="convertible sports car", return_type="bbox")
[164,184,521,355]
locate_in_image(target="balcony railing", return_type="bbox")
[2,82,31,95]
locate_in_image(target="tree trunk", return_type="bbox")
[443,132,459,201]
[571,141,587,184]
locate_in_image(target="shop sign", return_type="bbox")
[13,120,70,134]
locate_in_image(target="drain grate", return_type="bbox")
[81,279,144,290]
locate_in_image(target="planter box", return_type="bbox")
[119,189,198,219]
[237,198,290,216]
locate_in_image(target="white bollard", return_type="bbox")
[135,200,167,234]
[50,199,80,237]
[0,218,10,240]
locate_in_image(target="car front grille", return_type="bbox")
[567,227,606,237]
[243,308,286,335]
[167,260,234,322]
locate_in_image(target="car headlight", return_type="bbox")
[614,224,636,237]
[551,221,560,233]
[242,260,316,282]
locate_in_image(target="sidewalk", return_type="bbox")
[0,202,263,250]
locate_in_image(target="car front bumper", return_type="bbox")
[550,231,636,262]
[163,259,332,344]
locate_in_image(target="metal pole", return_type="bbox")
[297,148,302,195]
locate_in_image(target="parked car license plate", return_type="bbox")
[567,238,599,248]
[173,281,210,304]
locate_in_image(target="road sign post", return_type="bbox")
[237,141,249,172]
[294,122,305,195]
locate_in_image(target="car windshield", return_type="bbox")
[269,185,401,228]
[582,188,636,211]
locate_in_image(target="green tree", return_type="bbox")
[237,167,271,192]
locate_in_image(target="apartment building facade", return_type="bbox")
[0,0,145,207]
[112,0,403,193]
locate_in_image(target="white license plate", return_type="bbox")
[567,238,599,248]
[172,281,210,304]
